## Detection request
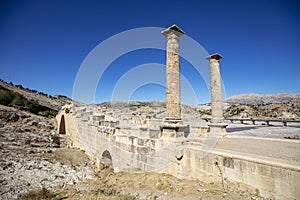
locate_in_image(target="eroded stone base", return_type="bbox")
[160,123,188,144]
[208,122,228,137]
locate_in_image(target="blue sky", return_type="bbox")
[0,0,299,104]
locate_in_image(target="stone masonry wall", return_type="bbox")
[161,147,300,200]
[56,104,198,172]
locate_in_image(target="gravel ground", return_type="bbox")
[0,106,95,200]
[227,123,300,139]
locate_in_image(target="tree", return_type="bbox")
[10,95,25,107]
[25,99,41,114]
[15,84,24,89]
[0,91,13,106]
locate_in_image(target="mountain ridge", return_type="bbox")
[226,93,300,104]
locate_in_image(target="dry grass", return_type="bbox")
[52,168,225,199]
[17,168,251,200]
[17,188,57,200]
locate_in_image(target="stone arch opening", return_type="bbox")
[101,150,113,169]
[59,115,66,134]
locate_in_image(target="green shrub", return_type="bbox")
[10,95,25,107]
[105,187,117,196]
[0,91,13,106]
[15,84,24,89]
[25,99,42,114]
[51,135,61,146]
[40,110,58,118]
[0,86,58,118]
[65,108,70,114]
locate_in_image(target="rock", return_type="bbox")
[0,106,94,200]
[284,135,299,140]
[27,120,39,126]
[0,109,20,122]
[27,149,35,154]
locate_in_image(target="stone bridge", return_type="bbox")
[56,102,205,172]
[56,25,300,199]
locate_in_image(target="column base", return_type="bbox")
[211,117,225,124]
[208,122,228,137]
[160,123,187,140]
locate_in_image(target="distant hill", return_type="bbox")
[0,80,72,111]
[197,93,300,120]
[226,93,300,105]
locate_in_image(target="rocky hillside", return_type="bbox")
[225,102,300,119]
[0,105,95,199]
[198,101,300,120]
[0,80,72,111]
[226,93,300,105]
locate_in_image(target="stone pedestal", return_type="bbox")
[160,124,187,149]
[206,54,227,136]
[208,123,227,137]
[160,124,185,138]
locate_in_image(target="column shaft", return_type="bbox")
[162,25,184,122]
[166,34,181,119]
[210,58,223,122]
[207,53,227,136]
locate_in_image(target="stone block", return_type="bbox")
[138,138,145,146]
[223,157,234,169]
[149,129,160,138]
[137,146,150,154]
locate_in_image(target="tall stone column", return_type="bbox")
[206,54,227,135]
[161,24,184,124]
[160,25,186,141]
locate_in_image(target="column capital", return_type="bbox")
[161,24,185,38]
[206,53,223,61]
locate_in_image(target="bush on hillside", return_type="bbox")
[25,99,41,114]
[10,94,25,106]
[0,88,57,117]
[15,84,24,89]
[0,90,13,106]
[40,110,58,118]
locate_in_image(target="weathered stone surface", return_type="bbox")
[0,106,94,200]
[207,54,227,135]
[162,25,184,122]
[207,53,224,123]
[0,108,20,122]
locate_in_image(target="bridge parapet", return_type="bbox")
[225,118,300,127]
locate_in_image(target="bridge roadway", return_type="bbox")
[191,136,300,167]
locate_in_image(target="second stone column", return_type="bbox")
[207,53,227,136]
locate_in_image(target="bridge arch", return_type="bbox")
[100,150,113,169]
[58,115,66,134]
